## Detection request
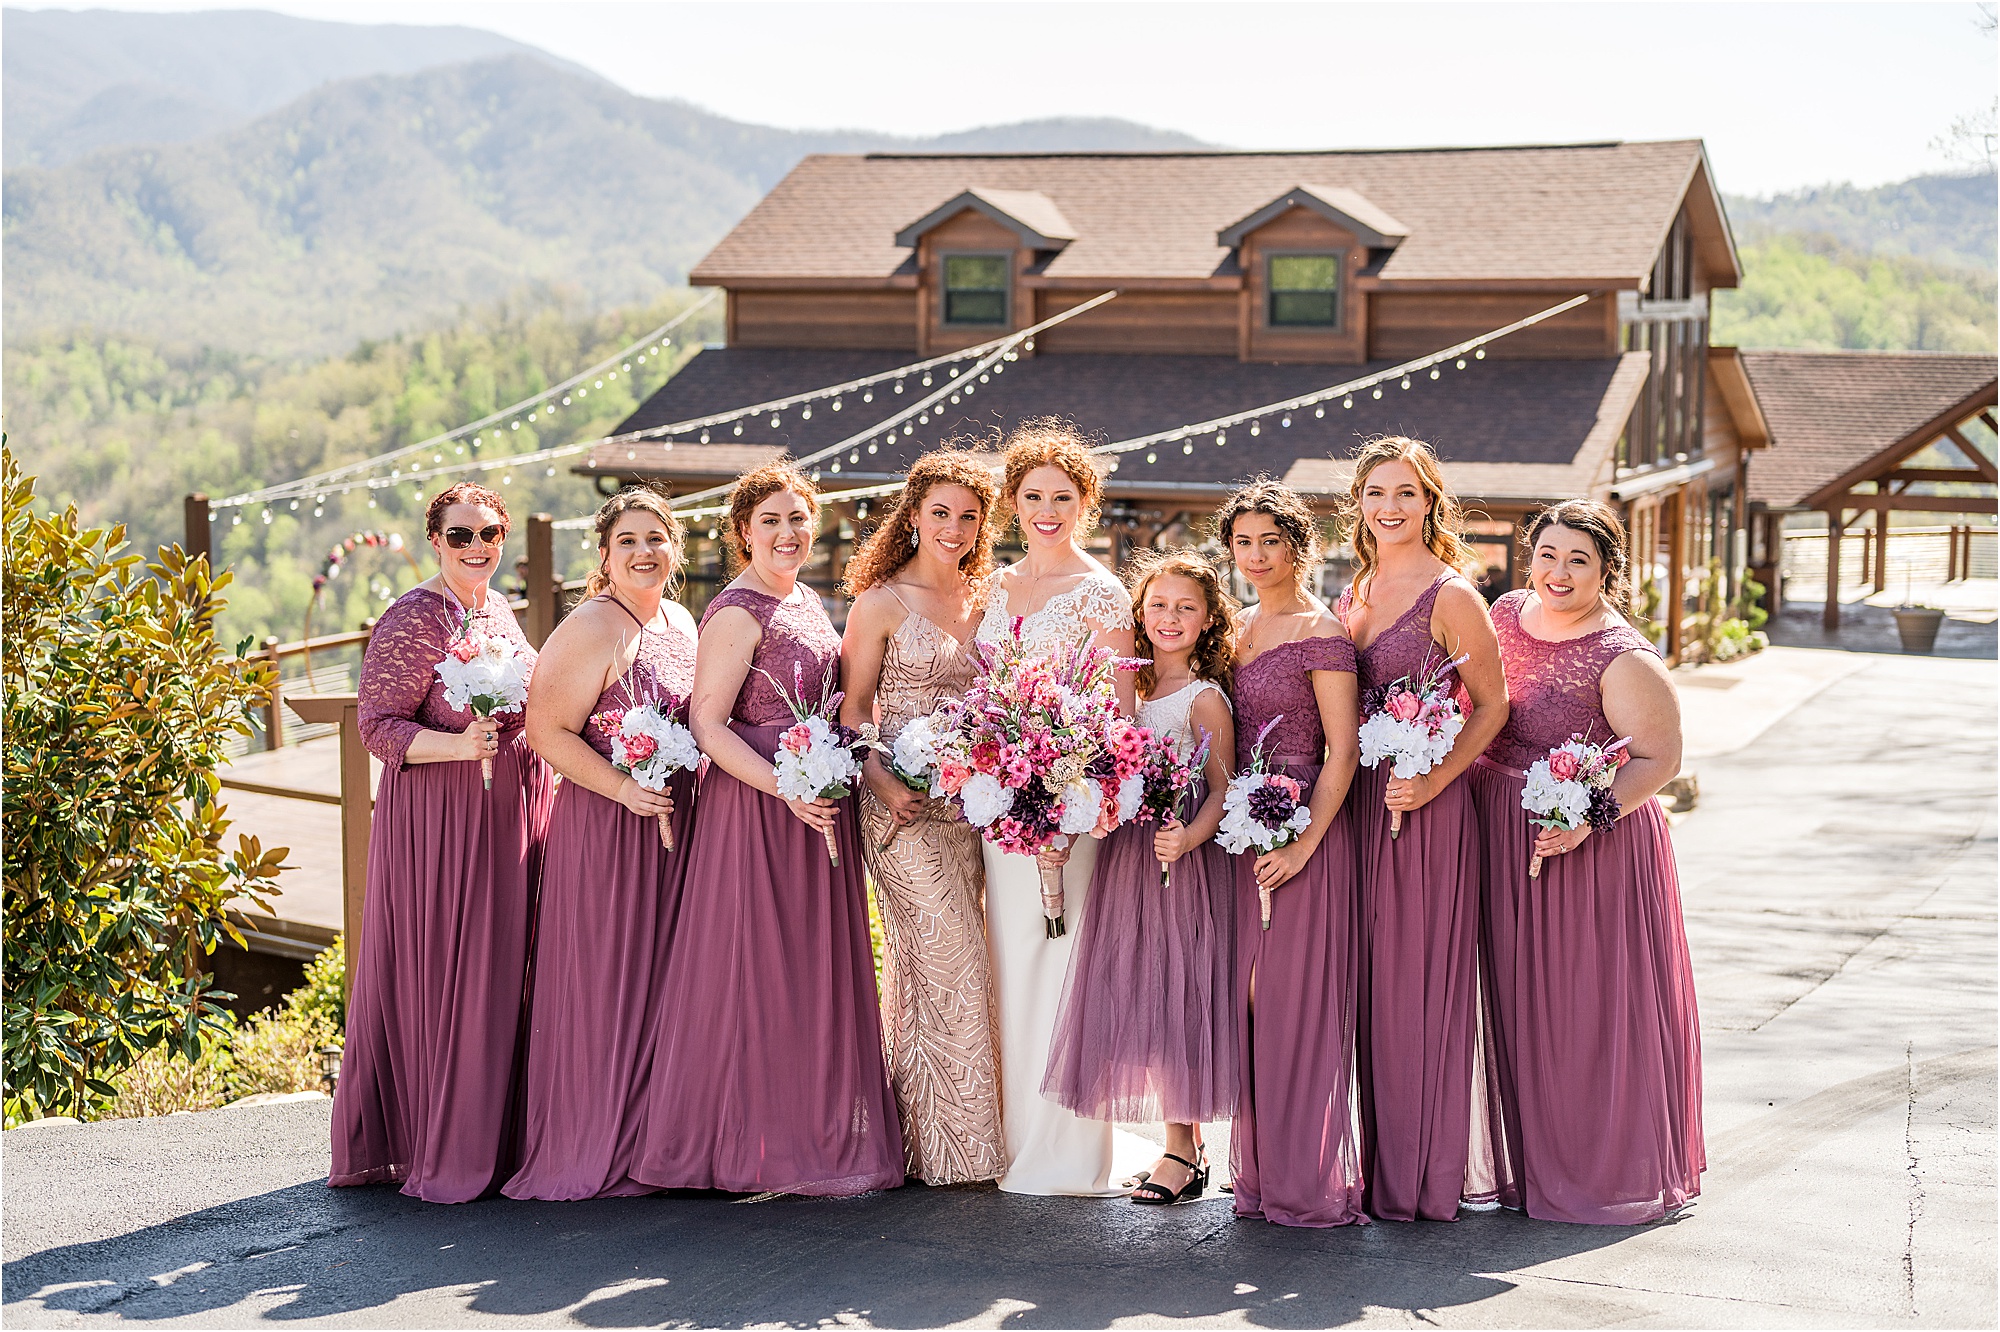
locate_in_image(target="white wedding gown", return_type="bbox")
[975,568,1131,1197]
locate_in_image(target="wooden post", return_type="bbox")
[1858,515,1873,588]
[261,637,285,750]
[526,513,556,648]
[184,494,212,569]
[288,693,369,1001]
[1823,509,1845,630]
[1871,508,1889,594]
[1664,491,1687,663]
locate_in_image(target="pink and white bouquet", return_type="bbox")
[1218,715,1314,930]
[589,701,701,849]
[759,661,873,867]
[1521,732,1631,878]
[871,708,953,851]
[1357,650,1470,839]
[929,623,1145,938]
[1132,727,1212,878]
[434,611,532,788]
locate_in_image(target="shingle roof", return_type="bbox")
[591,347,1651,505]
[1739,351,1998,508]
[691,141,1716,286]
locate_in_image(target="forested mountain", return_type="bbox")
[1723,173,1996,271]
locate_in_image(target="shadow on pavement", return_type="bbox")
[6,1175,1653,1328]
[1769,602,1997,659]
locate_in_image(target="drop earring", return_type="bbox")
[909,526,920,549]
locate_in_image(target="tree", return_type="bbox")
[2,443,287,1123]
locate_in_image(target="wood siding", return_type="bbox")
[1033,289,1238,356]
[916,210,1030,356]
[729,289,918,351]
[1238,208,1369,364]
[1370,290,1616,360]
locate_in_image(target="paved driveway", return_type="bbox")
[5,650,1993,1329]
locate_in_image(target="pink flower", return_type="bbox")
[622,733,658,764]
[1548,750,1581,783]
[938,761,972,795]
[1003,753,1034,788]
[780,723,814,755]
[1271,774,1303,802]
[1386,690,1422,723]
[589,709,625,738]
[447,638,480,663]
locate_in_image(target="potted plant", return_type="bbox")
[1892,604,1946,654]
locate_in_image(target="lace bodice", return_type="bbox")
[1230,635,1355,767]
[358,586,535,769]
[1484,590,1658,771]
[1138,680,1228,748]
[875,610,975,742]
[976,567,1132,655]
[1338,571,1470,705]
[585,605,700,761]
[699,584,842,727]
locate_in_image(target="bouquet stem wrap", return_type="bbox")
[1390,808,1403,840]
[822,822,842,868]
[1039,843,1066,938]
[657,811,675,852]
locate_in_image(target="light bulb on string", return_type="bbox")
[963,384,974,396]
[918,413,929,425]
[1400,377,1411,390]
[893,382,904,394]
[1281,415,1292,428]
[1145,451,1157,464]
[313,507,323,517]
[502,474,513,485]
[263,510,273,524]
[1429,368,1441,379]
[512,421,521,430]
[1343,396,1354,409]
[867,443,877,454]
[950,394,960,405]
[455,446,465,455]
[546,467,556,477]
[578,388,588,399]
[1372,387,1383,400]
[1249,421,1260,436]
[902,423,913,435]
[1475,348,1486,359]
[978,373,989,384]
[595,380,604,389]
[862,391,873,403]
[733,423,743,436]
[946,368,957,379]
[921,374,932,387]
[769,415,781,428]
[1025,339,1035,351]
[830,462,842,473]
[1316,406,1327,418]
[1182,442,1194,455]
[700,431,711,443]
[527,413,537,422]
[848,451,860,464]
[1456,359,1467,370]
[801,405,812,420]
[562,396,572,406]
[622,363,631,372]
[233,513,243,526]
[369,499,377,509]
[290,500,300,510]
[831,398,842,411]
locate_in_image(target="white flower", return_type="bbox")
[1115,773,1144,823]
[1216,774,1306,855]
[1058,777,1103,835]
[959,772,1014,828]
[435,634,531,717]
[1521,760,1590,828]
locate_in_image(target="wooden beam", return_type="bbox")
[287,693,368,1001]
[525,513,556,649]
[1871,510,1889,594]
[1835,492,1999,515]
[1824,508,1845,630]
[1665,491,1687,661]
[1941,424,1998,482]
[1883,468,1994,484]
[184,494,212,569]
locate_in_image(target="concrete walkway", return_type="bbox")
[5,650,1993,1329]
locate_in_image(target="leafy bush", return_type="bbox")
[2,445,287,1124]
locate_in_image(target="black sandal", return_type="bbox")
[1129,1152,1208,1205]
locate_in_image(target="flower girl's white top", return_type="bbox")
[1139,679,1228,747]
[976,567,1132,656]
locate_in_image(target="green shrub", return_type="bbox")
[2,444,288,1124]
[289,935,346,1032]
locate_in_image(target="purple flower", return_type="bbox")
[1585,787,1621,833]
[1247,783,1297,829]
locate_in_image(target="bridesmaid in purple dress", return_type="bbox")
[633,463,904,1197]
[1335,438,1509,1223]
[1219,481,1366,1229]
[331,482,555,1204]
[1471,500,1703,1224]
[504,487,699,1200]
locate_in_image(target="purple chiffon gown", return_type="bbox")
[1469,589,1704,1224]
[330,586,555,1204]
[1341,573,1482,1222]
[1043,680,1238,1126]
[632,585,905,1197]
[1229,635,1367,1228]
[504,599,699,1200]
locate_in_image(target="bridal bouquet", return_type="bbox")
[1356,650,1469,839]
[589,702,701,850]
[1521,732,1630,878]
[869,708,952,852]
[434,612,532,789]
[760,661,872,867]
[1132,727,1211,878]
[1218,715,1314,930]
[930,623,1145,938]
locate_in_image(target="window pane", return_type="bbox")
[944,255,1008,291]
[1270,255,1338,292]
[946,290,1007,325]
[1271,290,1337,327]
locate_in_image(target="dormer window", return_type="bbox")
[943,254,1009,326]
[1268,254,1343,328]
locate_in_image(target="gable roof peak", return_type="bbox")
[1218,184,1410,250]
[894,186,1078,250]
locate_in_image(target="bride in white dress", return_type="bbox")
[976,428,1137,1196]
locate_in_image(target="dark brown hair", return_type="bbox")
[1000,418,1104,538]
[1523,499,1632,612]
[424,481,509,541]
[1127,547,1239,697]
[585,485,685,599]
[1214,478,1322,600]
[1343,435,1483,602]
[841,446,1000,596]
[727,462,819,570]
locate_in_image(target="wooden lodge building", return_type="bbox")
[589,139,1766,659]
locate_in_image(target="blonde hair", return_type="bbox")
[584,485,684,599]
[1000,418,1104,538]
[1343,436,1482,603]
[841,446,1000,596]
[1214,478,1322,601]
[1127,548,1238,698]
[727,462,819,571]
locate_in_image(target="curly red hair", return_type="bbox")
[841,447,1001,597]
[424,481,508,540]
[999,418,1104,537]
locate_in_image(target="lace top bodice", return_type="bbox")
[1337,570,1471,703]
[875,607,976,743]
[1230,635,1356,767]
[1484,589,1657,771]
[585,602,700,761]
[699,584,842,727]
[1138,680,1228,748]
[975,567,1132,656]
[358,586,536,768]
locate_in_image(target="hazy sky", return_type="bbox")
[24,1,1999,195]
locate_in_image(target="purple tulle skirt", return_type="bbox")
[1230,760,1367,1228]
[330,735,554,1203]
[632,722,905,1197]
[1469,758,1705,1224]
[1042,792,1238,1125]
[502,767,698,1200]
[1353,763,1480,1222]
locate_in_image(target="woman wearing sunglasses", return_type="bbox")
[330,481,556,1203]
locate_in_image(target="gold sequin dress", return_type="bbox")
[858,601,1006,1185]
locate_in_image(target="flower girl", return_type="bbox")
[1042,550,1239,1205]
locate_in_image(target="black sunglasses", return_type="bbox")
[443,525,506,549]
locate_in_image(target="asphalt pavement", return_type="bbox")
[4,647,1994,1329]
